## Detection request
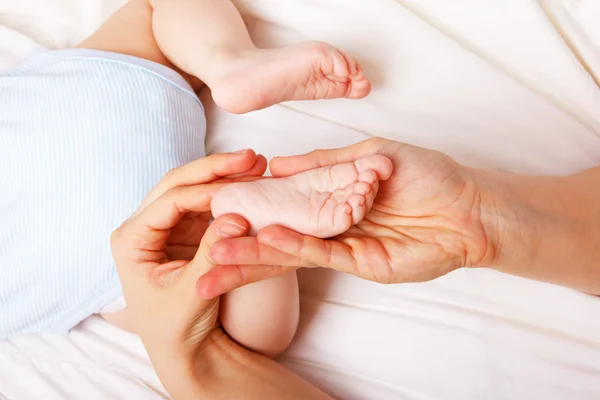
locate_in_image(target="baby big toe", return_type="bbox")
[329,47,351,80]
[357,170,378,186]
[355,155,394,180]
[353,179,378,217]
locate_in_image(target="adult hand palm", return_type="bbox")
[110,152,267,350]
[319,140,491,283]
[165,212,212,260]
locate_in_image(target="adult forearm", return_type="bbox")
[476,166,600,293]
[145,328,335,400]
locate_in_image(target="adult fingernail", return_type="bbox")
[219,221,246,238]
[234,149,250,155]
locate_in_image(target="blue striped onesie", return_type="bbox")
[0,47,206,338]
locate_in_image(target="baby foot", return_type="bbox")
[208,41,372,114]
[211,155,393,238]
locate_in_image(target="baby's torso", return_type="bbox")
[0,48,206,337]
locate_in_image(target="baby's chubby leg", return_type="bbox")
[219,271,300,358]
[79,0,370,112]
[79,0,370,111]
[76,0,203,90]
[148,0,371,113]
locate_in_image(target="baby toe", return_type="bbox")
[347,193,368,225]
[353,181,373,196]
[357,170,378,186]
[348,193,366,208]
[328,47,351,80]
[348,76,372,98]
[340,51,358,77]
[331,202,354,235]
[355,155,393,180]
[364,180,379,211]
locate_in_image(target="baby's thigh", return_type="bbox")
[76,0,170,67]
[220,272,299,358]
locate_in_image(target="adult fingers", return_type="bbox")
[182,214,250,284]
[211,225,363,277]
[269,137,390,177]
[256,226,362,276]
[221,154,267,179]
[110,184,223,269]
[127,184,225,233]
[136,150,265,214]
[196,265,297,299]
[164,150,264,186]
[210,236,308,267]
[212,175,270,185]
[195,217,301,298]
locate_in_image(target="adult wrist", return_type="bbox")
[472,167,600,293]
[144,327,335,400]
[143,328,229,400]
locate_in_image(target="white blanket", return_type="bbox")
[2,1,600,399]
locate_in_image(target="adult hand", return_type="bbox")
[110,150,337,400]
[109,150,266,358]
[200,138,500,297]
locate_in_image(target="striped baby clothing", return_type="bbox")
[0,47,206,337]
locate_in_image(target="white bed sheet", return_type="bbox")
[2,1,600,399]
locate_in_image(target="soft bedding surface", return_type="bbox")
[2,1,600,399]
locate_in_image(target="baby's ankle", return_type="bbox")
[201,43,256,83]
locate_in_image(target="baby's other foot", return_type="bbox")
[211,155,393,238]
[208,41,372,114]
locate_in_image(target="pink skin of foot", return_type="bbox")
[211,155,393,238]
[208,41,372,114]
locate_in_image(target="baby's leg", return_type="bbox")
[76,0,203,91]
[220,272,299,358]
[79,0,370,113]
[148,0,371,113]
[148,0,253,81]
[140,0,371,113]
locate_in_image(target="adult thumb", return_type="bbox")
[187,214,251,280]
